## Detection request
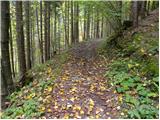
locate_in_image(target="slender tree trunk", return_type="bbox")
[86,7,90,39]
[83,7,86,40]
[96,11,99,38]
[24,1,31,70]
[71,1,74,44]
[101,16,103,38]
[74,1,79,43]
[1,1,14,101]
[40,1,44,63]
[67,1,70,46]
[54,4,57,53]
[36,7,41,63]
[131,1,138,28]
[9,15,15,78]
[147,1,150,15]
[140,1,146,19]
[47,2,50,59]
[58,14,61,54]
[16,1,26,78]
[44,2,48,61]
[63,2,67,49]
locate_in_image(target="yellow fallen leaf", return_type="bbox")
[80,110,84,114]
[73,105,81,111]
[128,64,133,69]
[96,114,100,118]
[47,67,52,74]
[99,86,106,91]
[47,109,52,112]
[47,87,52,92]
[26,94,32,99]
[118,95,123,103]
[70,97,75,102]
[39,106,45,112]
[140,48,145,53]
[63,113,69,119]
[89,98,94,106]
[70,87,77,92]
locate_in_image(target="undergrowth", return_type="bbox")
[1,52,69,119]
[104,31,159,118]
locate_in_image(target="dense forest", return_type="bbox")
[1,0,159,119]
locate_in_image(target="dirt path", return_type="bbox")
[43,39,120,119]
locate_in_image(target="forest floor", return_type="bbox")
[1,9,159,119]
[42,38,121,119]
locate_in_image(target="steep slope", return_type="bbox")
[103,9,159,119]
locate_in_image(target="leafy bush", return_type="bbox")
[105,58,159,119]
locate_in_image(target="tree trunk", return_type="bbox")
[86,7,90,39]
[47,2,50,59]
[131,1,138,28]
[16,1,26,79]
[36,7,41,62]
[83,7,86,40]
[140,1,146,19]
[9,14,15,78]
[44,2,48,61]
[67,1,70,46]
[73,1,79,43]
[96,11,99,38]
[71,1,74,44]
[24,1,31,70]
[1,1,14,99]
[54,4,57,53]
[40,1,44,63]
[101,16,103,38]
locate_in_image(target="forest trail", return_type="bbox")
[41,38,120,119]
[42,9,159,118]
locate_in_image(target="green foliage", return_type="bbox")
[105,58,159,119]
[1,98,42,119]
[1,52,69,119]
[128,104,159,119]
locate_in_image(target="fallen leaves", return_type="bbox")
[70,97,75,102]
[47,109,52,113]
[26,92,36,99]
[73,105,81,111]
[47,86,52,92]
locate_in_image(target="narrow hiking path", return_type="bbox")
[41,39,120,119]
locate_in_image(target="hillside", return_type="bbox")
[1,8,159,119]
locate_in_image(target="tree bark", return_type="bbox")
[44,1,48,61]
[71,1,74,44]
[1,1,14,100]
[131,1,138,28]
[73,1,79,43]
[47,2,50,59]
[83,6,86,40]
[16,1,27,79]
[24,1,31,70]
[140,1,146,19]
[36,7,40,61]
[86,6,90,39]
[54,4,57,53]
[96,11,99,38]
[9,13,15,78]
[40,1,44,63]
